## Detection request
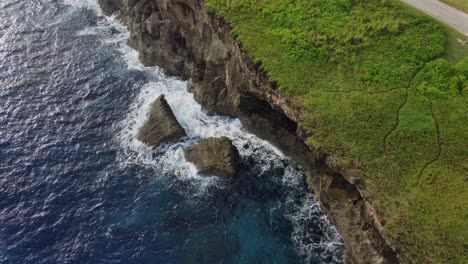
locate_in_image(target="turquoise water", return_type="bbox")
[0,0,343,263]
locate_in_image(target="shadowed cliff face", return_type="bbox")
[97,0,399,263]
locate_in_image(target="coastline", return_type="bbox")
[96,0,400,263]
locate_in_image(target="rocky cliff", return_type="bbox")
[97,0,399,263]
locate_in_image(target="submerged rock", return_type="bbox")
[137,95,186,147]
[184,137,240,178]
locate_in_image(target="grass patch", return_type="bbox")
[205,0,468,262]
[441,0,468,13]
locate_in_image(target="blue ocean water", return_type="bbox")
[0,1,343,263]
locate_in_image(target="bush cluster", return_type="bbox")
[413,59,465,98]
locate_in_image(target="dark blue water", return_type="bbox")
[0,1,343,263]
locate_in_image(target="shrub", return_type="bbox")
[455,57,468,78]
[413,59,464,98]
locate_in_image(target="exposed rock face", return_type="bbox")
[138,95,186,146]
[98,0,399,263]
[184,137,240,178]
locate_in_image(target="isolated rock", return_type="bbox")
[184,137,240,178]
[138,95,186,147]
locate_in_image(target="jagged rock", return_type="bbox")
[184,137,240,178]
[138,95,186,147]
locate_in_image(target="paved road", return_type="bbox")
[400,0,468,36]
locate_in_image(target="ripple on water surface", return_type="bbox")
[0,1,343,263]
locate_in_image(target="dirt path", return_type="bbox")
[400,0,468,36]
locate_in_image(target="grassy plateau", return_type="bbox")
[205,0,468,262]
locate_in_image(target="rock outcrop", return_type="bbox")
[98,0,399,263]
[138,95,186,146]
[184,137,240,178]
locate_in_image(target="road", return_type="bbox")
[400,0,468,36]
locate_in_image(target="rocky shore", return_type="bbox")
[97,0,399,263]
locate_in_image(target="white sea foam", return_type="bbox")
[72,5,284,180]
[49,0,104,26]
[102,22,285,181]
[286,192,344,263]
[115,73,285,182]
[63,0,103,16]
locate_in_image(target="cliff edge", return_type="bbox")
[96,0,467,263]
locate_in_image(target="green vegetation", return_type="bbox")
[441,0,468,13]
[455,56,468,77]
[413,58,465,99]
[205,0,468,262]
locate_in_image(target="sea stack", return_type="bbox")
[184,137,240,178]
[138,95,186,147]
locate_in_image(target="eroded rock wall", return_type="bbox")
[97,0,399,263]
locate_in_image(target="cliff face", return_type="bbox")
[97,0,398,263]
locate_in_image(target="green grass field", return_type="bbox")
[205,0,468,262]
[441,0,468,13]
